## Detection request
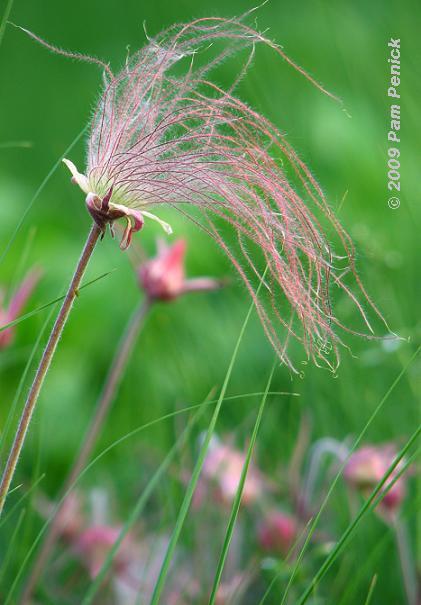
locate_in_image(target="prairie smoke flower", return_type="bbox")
[195,435,264,507]
[258,509,297,555]
[0,269,40,348]
[56,16,386,369]
[137,239,222,302]
[344,444,407,515]
[75,525,133,579]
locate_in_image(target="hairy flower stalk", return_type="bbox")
[0,226,101,515]
[20,299,149,603]
[21,239,221,602]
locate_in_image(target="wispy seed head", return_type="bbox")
[26,14,388,369]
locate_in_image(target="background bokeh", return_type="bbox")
[0,0,420,603]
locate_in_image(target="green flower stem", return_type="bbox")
[0,223,101,516]
[21,297,150,603]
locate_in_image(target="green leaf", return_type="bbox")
[0,269,116,334]
[0,0,14,49]
[0,125,87,267]
[298,424,421,604]
[208,359,276,604]
[149,276,263,605]
[280,345,421,605]
[80,399,209,605]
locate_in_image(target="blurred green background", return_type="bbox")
[0,0,420,603]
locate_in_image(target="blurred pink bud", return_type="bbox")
[75,525,132,579]
[344,444,406,514]
[0,269,41,349]
[138,239,222,302]
[258,510,297,555]
[199,436,264,507]
[34,490,85,546]
[54,492,85,543]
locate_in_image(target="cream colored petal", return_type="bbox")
[62,158,90,194]
[142,211,173,234]
[109,203,172,234]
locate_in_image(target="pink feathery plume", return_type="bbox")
[48,15,386,370]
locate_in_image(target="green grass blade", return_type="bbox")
[257,520,313,605]
[208,359,276,604]
[0,125,87,267]
[371,446,419,510]
[8,226,37,297]
[280,345,421,604]
[0,308,55,456]
[0,141,32,149]
[149,282,262,605]
[0,474,45,532]
[297,424,421,604]
[0,269,116,334]
[0,0,14,49]
[0,270,116,461]
[80,401,209,605]
[363,575,378,605]
[335,449,419,604]
[0,508,25,587]
[8,397,213,602]
[8,389,290,599]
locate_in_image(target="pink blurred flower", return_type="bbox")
[344,444,406,515]
[53,491,85,543]
[138,239,221,302]
[0,269,41,349]
[75,525,132,579]
[258,510,297,556]
[51,15,385,370]
[195,436,264,507]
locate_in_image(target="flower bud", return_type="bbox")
[75,525,132,579]
[198,436,264,507]
[344,444,406,515]
[258,510,297,555]
[0,269,41,349]
[138,240,222,302]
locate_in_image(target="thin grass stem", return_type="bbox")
[208,359,276,604]
[394,518,417,605]
[0,0,14,49]
[0,223,101,515]
[297,425,421,604]
[20,298,150,602]
[149,273,262,605]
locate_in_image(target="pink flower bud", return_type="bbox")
[199,437,264,507]
[258,510,297,555]
[54,492,85,543]
[138,239,222,302]
[75,525,131,579]
[0,269,41,349]
[344,444,406,515]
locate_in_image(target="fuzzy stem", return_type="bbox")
[0,223,101,516]
[21,298,149,603]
